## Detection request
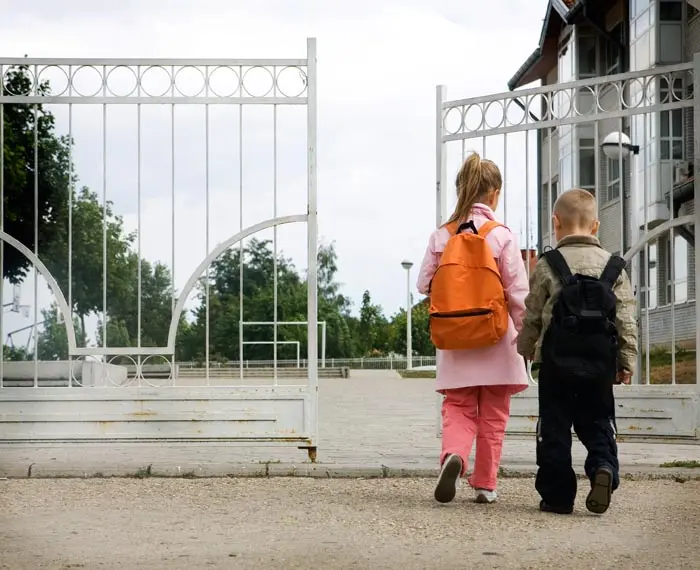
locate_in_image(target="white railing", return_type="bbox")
[176,355,437,371]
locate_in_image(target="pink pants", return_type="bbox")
[440,385,514,491]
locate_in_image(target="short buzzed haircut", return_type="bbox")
[554,188,598,228]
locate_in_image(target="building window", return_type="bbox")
[578,36,598,78]
[550,179,558,211]
[659,1,682,21]
[606,158,621,202]
[640,243,658,310]
[660,78,684,160]
[666,234,689,304]
[659,1,683,63]
[579,138,595,193]
[605,23,624,74]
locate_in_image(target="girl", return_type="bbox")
[417,152,529,504]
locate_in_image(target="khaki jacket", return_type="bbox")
[516,235,638,373]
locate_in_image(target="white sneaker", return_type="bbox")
[474,489,498,504]
[434,454,462,504]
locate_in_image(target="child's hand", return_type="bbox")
[616,370,632,385]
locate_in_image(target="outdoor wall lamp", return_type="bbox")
[602,131,640,160]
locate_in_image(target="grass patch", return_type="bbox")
[641,347,696,384]
[660,460,700,469]
[530,348,696,384]
[399,369,435,379]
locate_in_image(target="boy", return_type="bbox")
[517,188,638,515]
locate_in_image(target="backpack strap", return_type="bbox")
[478,220,503,237]
[542,249,572,285]
[600,255,626,286]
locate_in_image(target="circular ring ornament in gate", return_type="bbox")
[71,65,104,97]
[70,355,106,387]
[442,106,464,136]
[2,66,34,95]
[484,100,506,130]
[140,354,173,388]
[37,65,70,96]
[208,65,241,97]
[241,66,275,97]
[551,88,572,120]
[275,66,308,98]
[572,85,597,116]
[139,65,173,97]
[505,97,526,126]
[595,82,622,113]
[463,104,484,133]
[174,65,207,97]
[621,77,647,109]
[105,65,139,97]
[107,355,138,387]
[526,93,549,123]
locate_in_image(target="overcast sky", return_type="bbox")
[1,0,543,349]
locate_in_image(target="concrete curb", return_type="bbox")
[3,462,700,481]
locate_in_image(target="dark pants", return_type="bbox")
[535,364,619,508]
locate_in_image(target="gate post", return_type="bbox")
[694,54,700,423]
[436,85,447,228]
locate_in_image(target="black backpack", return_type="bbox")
[541,249,626,381]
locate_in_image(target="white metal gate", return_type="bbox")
[0,39,320,459]
[436,56,700,441]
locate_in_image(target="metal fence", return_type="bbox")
[177,355,437,371]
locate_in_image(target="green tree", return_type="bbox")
[390,298,434,357]
[357,290,390,355]
[44,186,136,343]
[36,304,87,360]
[1,65,71,283]
[1,345,32,361]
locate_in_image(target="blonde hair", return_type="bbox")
[553,188,598,228]
[446,152,502,225]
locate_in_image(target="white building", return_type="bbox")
[508,0,698,347]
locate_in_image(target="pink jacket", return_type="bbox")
[417,204,530,392]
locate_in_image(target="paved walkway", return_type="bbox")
[2,478,699,569]
[0,376,698,478]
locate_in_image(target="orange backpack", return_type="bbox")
[429,220,509,350]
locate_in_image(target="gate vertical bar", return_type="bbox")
[102,83,108,357]
[525,131,530,279]
[273,102,279,384]
[694,53,700,393]
[137,81,142,362]
[547,126,553,247]
[618,116,624,256]
[205,103,211,386]
[68,68,74,383]
[33,97,39,385]
[238,103,244,381]
[641,109,649,385]
[669,95,676,385]
[0,66,4,387]
[306,38,319,443]
[503,133,508,225]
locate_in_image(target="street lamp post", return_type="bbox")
[401,260,413,370]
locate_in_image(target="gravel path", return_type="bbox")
[1,478,698,569]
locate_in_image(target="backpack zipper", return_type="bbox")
[431,309,491,318]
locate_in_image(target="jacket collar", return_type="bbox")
[472,203,496,220]
[557,234,602,248]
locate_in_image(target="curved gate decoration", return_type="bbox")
[436,56,700,440]
[0,39,320,459]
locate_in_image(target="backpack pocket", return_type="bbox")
[430,300,508,350]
